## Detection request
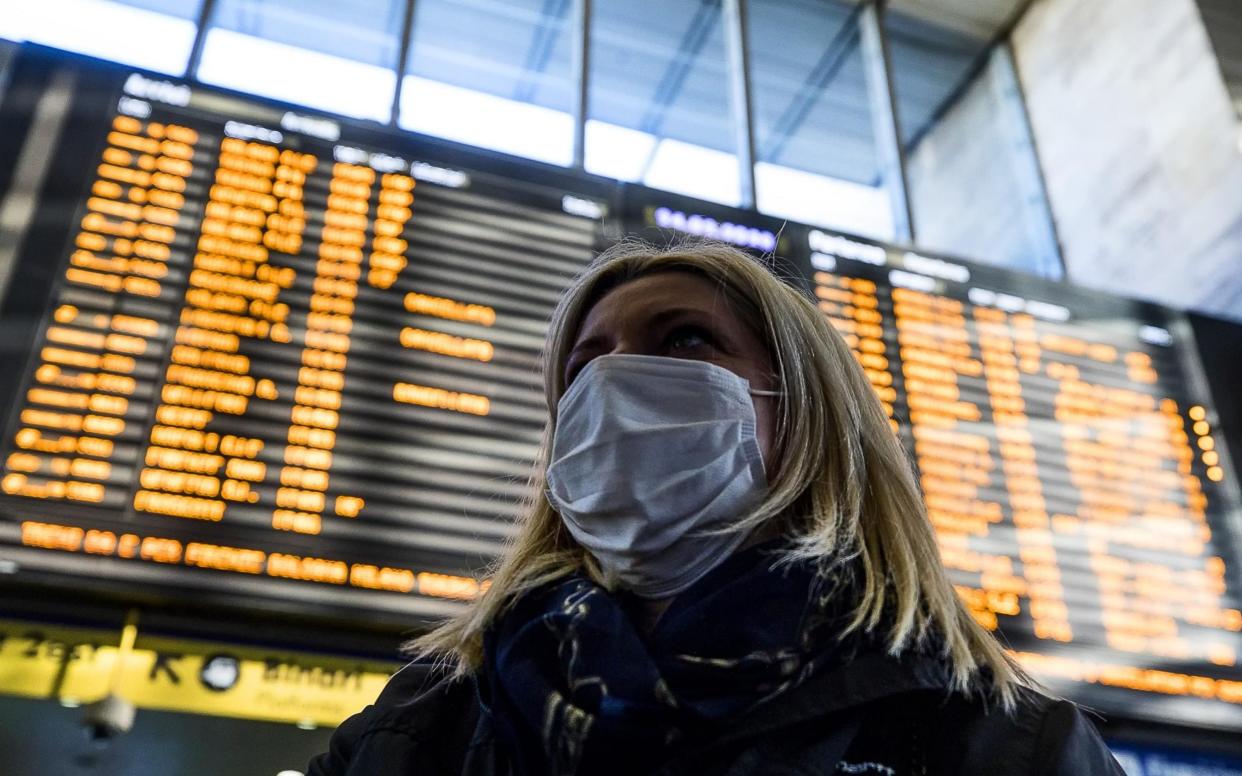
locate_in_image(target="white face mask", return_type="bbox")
[545,354,775,599]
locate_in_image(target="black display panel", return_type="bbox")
[617,189,1242,729]
[0,47,611,623]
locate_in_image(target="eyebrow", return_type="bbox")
[569,306,719,356]
[645,306,717,330]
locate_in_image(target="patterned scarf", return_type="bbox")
[480,541,866,776]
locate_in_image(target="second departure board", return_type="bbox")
[620,190,1242,729]
[2,46,1242,729]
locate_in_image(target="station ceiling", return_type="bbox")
[406,0,1029,184]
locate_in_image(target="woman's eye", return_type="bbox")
[664,326,713,353]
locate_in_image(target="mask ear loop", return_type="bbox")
[749,389,783,397]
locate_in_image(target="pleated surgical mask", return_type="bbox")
[545,354,775,598]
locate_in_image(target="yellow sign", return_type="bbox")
[0,618,402,726]
[0,619,118,699]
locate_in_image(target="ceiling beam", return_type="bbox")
[759,3,865,165]
[513,0,573,104]
[638,0,723,136]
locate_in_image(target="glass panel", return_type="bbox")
[198,0,404,121]
[586,0,740,205]
[886,2,1062,278]
[399,0,576,166]
[747,0,893,239]
[0,0,201,75]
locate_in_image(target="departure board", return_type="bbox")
[622,191,1242,728]
[0,49,610,622]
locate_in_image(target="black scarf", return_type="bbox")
[479,542,869,776]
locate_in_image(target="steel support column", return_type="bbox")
[389,0,419,126]
[859,1,915,242]
[723,0,759,209]
[570,0,592,168]
[185,0,219,80]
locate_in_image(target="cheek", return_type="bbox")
[752,397,777,475]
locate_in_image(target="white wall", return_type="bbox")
[1013,0,1242,320]
[906,47,1061,278]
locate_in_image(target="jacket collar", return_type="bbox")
[452,650,953,776]
[660,649,954,764]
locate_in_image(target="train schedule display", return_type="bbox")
[0,48,610,623]
[621,191,1242,728]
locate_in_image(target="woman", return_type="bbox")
[310,240,1124,775]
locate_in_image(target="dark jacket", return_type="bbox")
[308,650,1126,775]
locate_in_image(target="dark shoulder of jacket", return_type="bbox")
[906,685,1126,775]
[306,661,483,776]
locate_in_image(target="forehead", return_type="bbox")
[576,271,732,336]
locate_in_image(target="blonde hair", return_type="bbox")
[412,237,1031,708]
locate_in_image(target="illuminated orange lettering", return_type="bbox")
[185,542,264,574]
[21,521,85,550]
[271,509,321,535]
[393,382,490,416]
[399,327,494,362]
[416,572,480,600]
[403,292,495,327]
[134,490,224,521]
